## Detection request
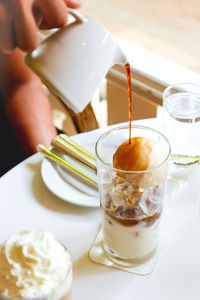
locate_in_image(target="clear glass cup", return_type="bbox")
[95,125,170,267]
[163,83,200,166]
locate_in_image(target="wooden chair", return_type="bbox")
[48,91,99,136]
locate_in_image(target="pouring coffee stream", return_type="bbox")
[125,63,133,144]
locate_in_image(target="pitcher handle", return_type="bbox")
[68,8,87,23]
[35,8,87,27]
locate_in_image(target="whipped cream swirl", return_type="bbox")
[0,230,71,299]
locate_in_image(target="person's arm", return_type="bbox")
[0,48,57,155]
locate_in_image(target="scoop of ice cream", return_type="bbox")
[0,230,71,299]
[112,136,167,189]
[113,136,165,171]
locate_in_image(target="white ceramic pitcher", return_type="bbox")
[25,9,128,113]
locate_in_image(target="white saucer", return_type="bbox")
[41,136,100,208]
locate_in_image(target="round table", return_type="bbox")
[1,119,200,300]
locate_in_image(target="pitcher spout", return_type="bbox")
[112,43,128,66]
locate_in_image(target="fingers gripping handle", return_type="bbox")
[35,8,87,28]
[67,8,87,23]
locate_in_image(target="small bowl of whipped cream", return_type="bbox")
[0,230,72,300]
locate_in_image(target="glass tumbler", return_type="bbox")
[163,83,200,165]
[95,125,170,267]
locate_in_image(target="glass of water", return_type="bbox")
[163,83,200,166]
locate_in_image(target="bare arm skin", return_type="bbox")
[0,49,57,155]
[0,0,82,157]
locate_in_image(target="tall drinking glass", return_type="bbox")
[163,83,200,166]
[95,125,170,267]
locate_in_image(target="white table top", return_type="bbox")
[1,119,200,300]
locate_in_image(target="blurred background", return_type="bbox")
[80,0,200,73]
[50,0,200,132]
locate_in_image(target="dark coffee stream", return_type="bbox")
[125,63,132,144]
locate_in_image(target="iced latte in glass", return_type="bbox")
[95,125,170,266]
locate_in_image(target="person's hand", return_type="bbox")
[0,0,81,53]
